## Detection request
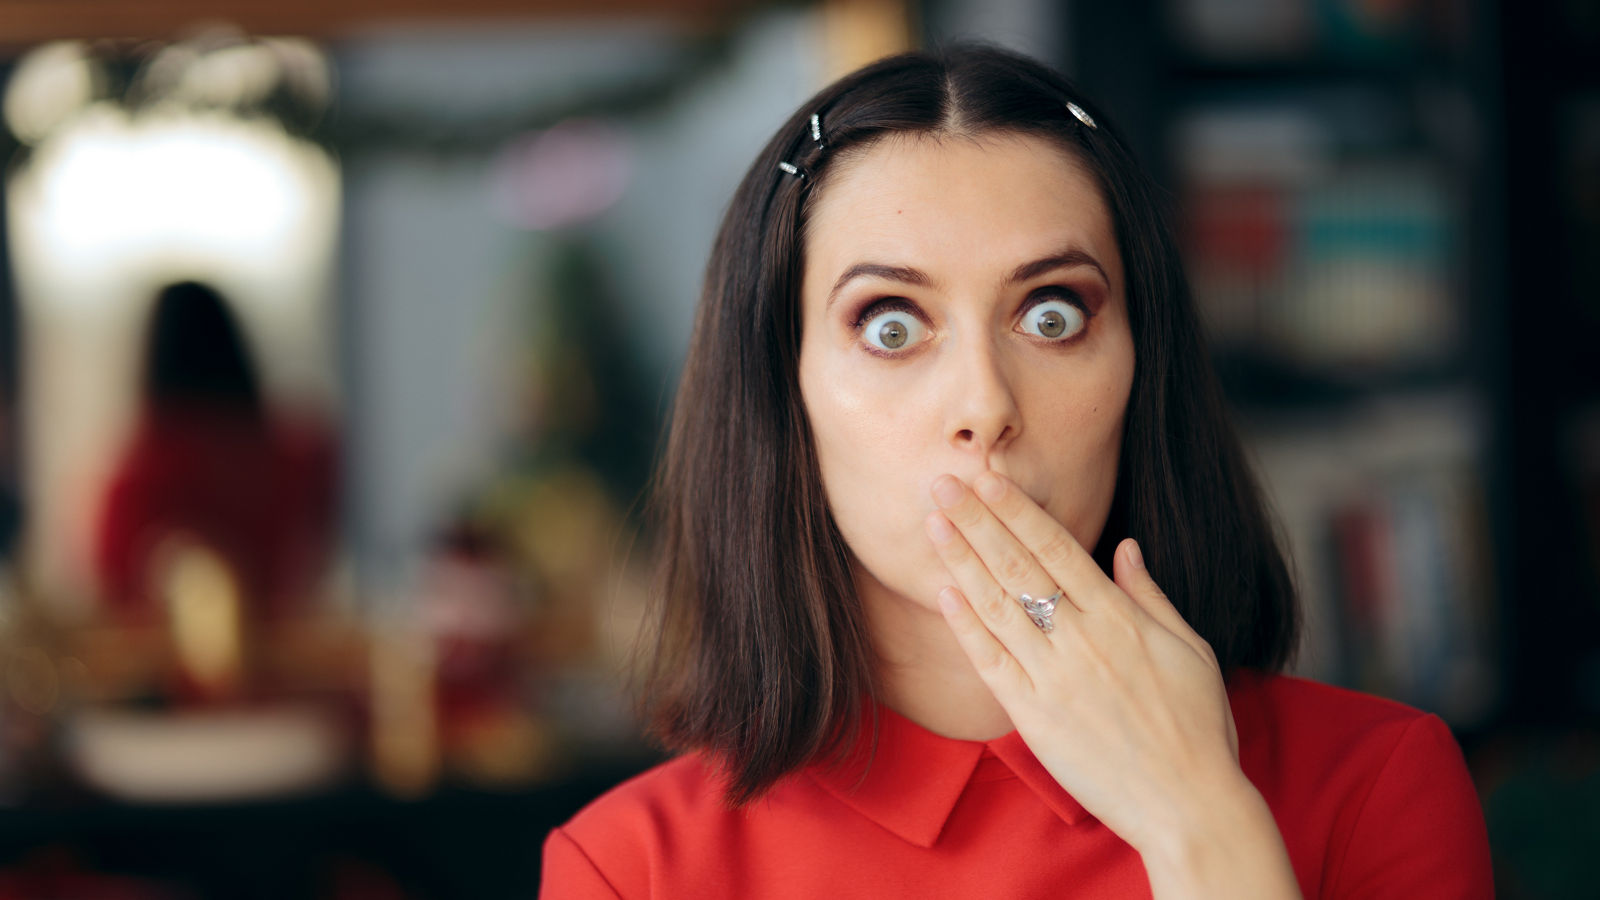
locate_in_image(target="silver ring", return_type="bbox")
[1017,590,1062,633]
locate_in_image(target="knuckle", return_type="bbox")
[980,588,1013,621]
[1035,531,1081,570]
[974,647,1011,679]
[931,526,972,561]
[996,551,1034,585]
[939,537,973,564]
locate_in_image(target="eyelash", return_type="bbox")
[849,288,1094,355]
[850,297,918,329]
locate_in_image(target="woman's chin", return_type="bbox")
[850,558,951,616]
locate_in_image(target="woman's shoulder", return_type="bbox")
[1228,671,1492,894]
[1227,667,1466,808]
[1229,668,1465,783]
[1229,668,1432,735]
[544,752,739,898]
[558,751,732,846]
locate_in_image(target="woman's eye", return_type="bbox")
[1021,296,1086,340]
[860,308,926,352]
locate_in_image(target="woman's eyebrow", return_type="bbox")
[826,247,1110,311]
[826,263,935,310]
[1007,247,1110,289]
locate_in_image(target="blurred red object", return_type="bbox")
[93,404,336,625]
[91,281,338,642]
[0,848,186,899]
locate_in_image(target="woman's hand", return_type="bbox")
[925,471,1301,900]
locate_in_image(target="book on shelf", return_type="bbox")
[1176,100,1461,378]
[1252,397,1498,727]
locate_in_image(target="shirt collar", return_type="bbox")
[807,703,1092,848]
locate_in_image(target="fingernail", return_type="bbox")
[1126,539,1145,570]
[938,587,961,614]
[932,475,963,509]
[926,513,956,543]
[975,472,1004,503]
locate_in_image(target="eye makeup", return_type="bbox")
[844,286,1098,357]
[1014,286,1095,344]
[850,296,922,329]
[853,298,929,357]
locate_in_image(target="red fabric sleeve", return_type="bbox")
[540,827,625,900]
[1327,713,1494,898]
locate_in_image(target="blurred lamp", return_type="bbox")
[3,41,101,146]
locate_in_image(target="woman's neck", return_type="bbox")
[856,567,1016,742]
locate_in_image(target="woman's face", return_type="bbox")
[798,131,1135,614]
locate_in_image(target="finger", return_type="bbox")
[937,586,1034,696]
[971,471,1118,615]
[925,510,1053,666]
[932,474,1079,613]
[1112,538,1216,666]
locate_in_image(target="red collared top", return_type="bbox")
[540,670,1493,898]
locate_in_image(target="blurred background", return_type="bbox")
[0,0,1593,896]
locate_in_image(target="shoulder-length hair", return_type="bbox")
[642,43,1299,806]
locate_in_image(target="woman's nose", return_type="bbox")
[944,338,1021,457]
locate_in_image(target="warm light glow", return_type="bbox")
[11,105,338,311]
[3,41,99,145]
[822,0,912,81]
[158,538,245,696]
[5,71,341,607]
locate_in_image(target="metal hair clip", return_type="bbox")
[1066,101,1097,130]
[778,114,825,180]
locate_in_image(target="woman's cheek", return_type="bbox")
[804,349,947,587]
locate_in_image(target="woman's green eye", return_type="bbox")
[1024,298,1085,340]
[880,320,907,347]
[861,310,925,352]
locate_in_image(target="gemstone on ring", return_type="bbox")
[1018,591,1062,633]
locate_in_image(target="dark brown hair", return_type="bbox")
[642,44,1299,806]
[142,280,264,417]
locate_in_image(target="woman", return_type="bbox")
[94,281,336,697]
[540,46,1493,898]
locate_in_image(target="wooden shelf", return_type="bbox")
[0,0,747,49]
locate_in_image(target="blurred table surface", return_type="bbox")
[0,747,660,900]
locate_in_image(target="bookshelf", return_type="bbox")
[1498,0,1600,729]
[1070,0,1600,737]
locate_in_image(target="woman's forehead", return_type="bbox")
[802,132,1122,294]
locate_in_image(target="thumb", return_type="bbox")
[1112,538,1167,613]
[1113,538,1203,649]
[1115,538,1235,756]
